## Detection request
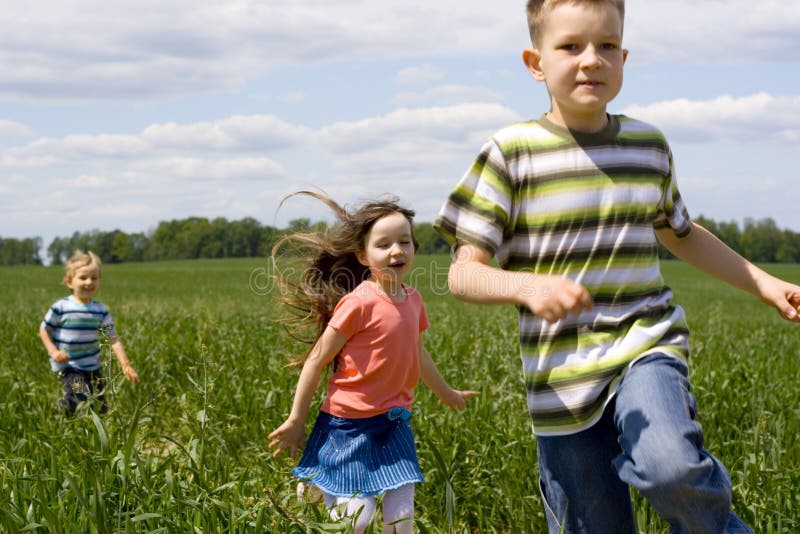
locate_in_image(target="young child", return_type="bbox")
[269,192,476,534]
[434,1,800,533]
[39,250,139,413]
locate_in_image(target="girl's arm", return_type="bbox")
[656,223,800,322]
[39,327,68,363]
[448,243,593,323]
[419,337,477,411]
[106,332,139,383]
[269,325,348,458]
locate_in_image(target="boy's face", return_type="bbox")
[66,263,101,303]
[523,1,627,132]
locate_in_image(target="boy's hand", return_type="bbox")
[50,350,68,364]
[521,274,593,323]
[441,389,478,411]
[268,419,306,459]
[759,277,800,323]
[122,364,140,384]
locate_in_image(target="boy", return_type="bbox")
[435,1,800,532]
[39,250,139,413]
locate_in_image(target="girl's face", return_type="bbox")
[357,212,415,295]
[66,263,101,304]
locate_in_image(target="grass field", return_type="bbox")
[1,257,798,533]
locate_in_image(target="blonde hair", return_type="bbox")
[272,191,417,366]
[63,250,102,285]
[526,0,625,45]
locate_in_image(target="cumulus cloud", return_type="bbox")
[0,119,33,137]
[394,64,447,86]
[622,93,800,143]
[394,84,504,107]
[625,0,800,63]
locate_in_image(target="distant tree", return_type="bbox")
[414,223,450,254]
[0,237,42,265]
[776,230,800,264]
[741,218,782,263]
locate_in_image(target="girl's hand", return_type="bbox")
[50,349,68,364]
[441,389,478,411]
[268,419,306,459]
[122,364,140,384]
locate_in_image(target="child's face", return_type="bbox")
[66,263,101,303]
[357,212,415,293]
[524,1,627,132]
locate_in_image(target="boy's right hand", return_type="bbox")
[520,274,593,323]
[268,418,306,459]
[50,350,68,363]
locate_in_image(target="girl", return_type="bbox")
[269,192,475,533]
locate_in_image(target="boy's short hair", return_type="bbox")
[64,250,102,285]
[526,0,625,45]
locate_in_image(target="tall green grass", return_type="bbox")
[0,258,798,532]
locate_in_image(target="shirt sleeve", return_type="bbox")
[654,146,692,238]
[41,301,61,333]
[327,293,364,339]
[434,138,514,255]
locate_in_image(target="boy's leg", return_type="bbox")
[536,405,636,534]
[381,483,414,534]
[88,370,107,413]
[58,369,90,413]
[612,353,752,534]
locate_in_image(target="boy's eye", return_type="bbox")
[601,42,618,50]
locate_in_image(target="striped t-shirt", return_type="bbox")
[435,114,692,436]
[41,296,116,372]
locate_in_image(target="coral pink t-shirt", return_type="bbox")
[321,280,429,419]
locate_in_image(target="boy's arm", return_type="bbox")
[39,327,68,363]
[268,325,348,459]
[418,337,476,411]
[656,223,800,322]
[106,332,139,383]
[448,243,593,322]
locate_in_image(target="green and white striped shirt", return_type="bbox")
[435,114,692,436]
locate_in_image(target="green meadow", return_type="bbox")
[1,257,798,533]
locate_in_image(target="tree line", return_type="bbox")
[1,215,799,266]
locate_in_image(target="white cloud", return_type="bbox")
[622,93,800,143]
[394,64,447,85]
[625,0,800,63]
[394,84,504,107]
[317,103,520,153]
[0,119,33,137]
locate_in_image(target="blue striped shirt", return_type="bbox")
[41,296,116,372]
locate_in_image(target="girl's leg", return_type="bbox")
[381,483,414,534]
[536,405,636,534]
[613,353,752,534]
[322,492,376,534]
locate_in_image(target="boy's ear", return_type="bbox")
[522,48,546,81]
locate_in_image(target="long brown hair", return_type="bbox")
[272,191,417,365]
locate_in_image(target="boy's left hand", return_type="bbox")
[122,364,140,384]
[760,277,800,322]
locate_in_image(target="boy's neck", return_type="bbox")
[70,294,93,305]
[546,110,610,134]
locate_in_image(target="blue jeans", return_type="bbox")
[536,353,752,534]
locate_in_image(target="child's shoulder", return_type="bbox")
[614,114,670,145]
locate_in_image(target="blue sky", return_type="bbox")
[1,0,798,255]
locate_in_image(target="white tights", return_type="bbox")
[323,483,415,534]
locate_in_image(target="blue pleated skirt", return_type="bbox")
[292,409,424,497]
